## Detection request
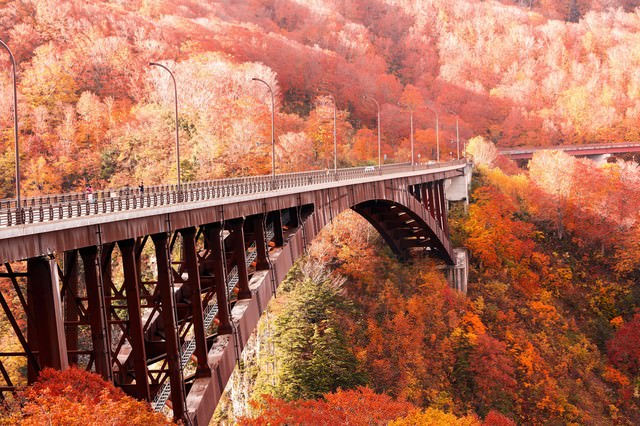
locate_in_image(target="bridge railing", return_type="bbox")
[0,160,466,227]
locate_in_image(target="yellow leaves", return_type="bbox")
[462,311,486,338]
[452,312,486,346]
[389,407,481,426]
[465,136,497,167]
[21,43,79,110]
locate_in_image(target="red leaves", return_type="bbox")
[607,313,640,376]
[240,387,415,426]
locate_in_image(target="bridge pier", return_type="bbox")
[27,256,68,377]
[442,248,469,294]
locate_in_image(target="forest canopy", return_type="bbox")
[1,1,640,195]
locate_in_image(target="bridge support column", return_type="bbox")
[269,211,284,247]
[252,214,270,271]
[80,246,113,381]
[425,183,436,220]
[151,232,187,423]
[204,224,233,335]
[437,181,449,235]
[117,239,151,400]
[27,256,68,376]
[179,227,210,378]
[228,218,251,300]
[443,248,469,294]
[62,251,79,366]
[287,206,299,228]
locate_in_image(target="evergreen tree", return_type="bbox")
[272,262,365,400]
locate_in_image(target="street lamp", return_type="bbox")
[327,93,337,172]
[149,62,181,195]
[425,105,439,162]
[252,78,276,179]
[362,95,381,171]
[0,40,20,221]
[398,103,415,166]
[448,109,460,160]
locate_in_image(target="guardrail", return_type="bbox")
[0,160,466,227]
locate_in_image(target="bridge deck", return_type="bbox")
[0,161,466,264]
[499,142,640,159]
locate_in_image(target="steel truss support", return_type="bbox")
[151,232,187,423]
[79,246,113,381]
[203,224,233,334]
[0,263,39,387]
[117,239,151,400]
[178,227,210,378]
[269,210,284,247]
[436,181,449,235]
[251,214,269,271]
[228,218,251,300]
[62,251,79,366]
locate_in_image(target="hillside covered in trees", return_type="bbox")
[2,1,640,196]
[221,145,640,425]
[1,0,640,424]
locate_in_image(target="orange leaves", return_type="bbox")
[464,184,535,273]
[9,367,171,425]
[399,84,424,110]
[530,152,640,257]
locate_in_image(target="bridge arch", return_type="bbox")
[351,199,452,263]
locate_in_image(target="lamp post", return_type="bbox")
[362,95,381,171]
[252,78,276,179]
[426,105,439,162]
[448,109,460,160]
[149,62,181,195]
[0,40,20,221]
[328,93,337,172]
[399,103,415,166]
[455,116,459,160]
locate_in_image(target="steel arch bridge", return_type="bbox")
[0,160,468,424]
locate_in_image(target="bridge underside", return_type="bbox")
[353,199,451,261]
[0,172,460,424]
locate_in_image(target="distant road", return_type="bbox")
[498,142,640,160]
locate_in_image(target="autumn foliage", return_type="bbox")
[239,387,416,425]
[2,1,640,196]
[1,367,170,425]
[233,146,640,425]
